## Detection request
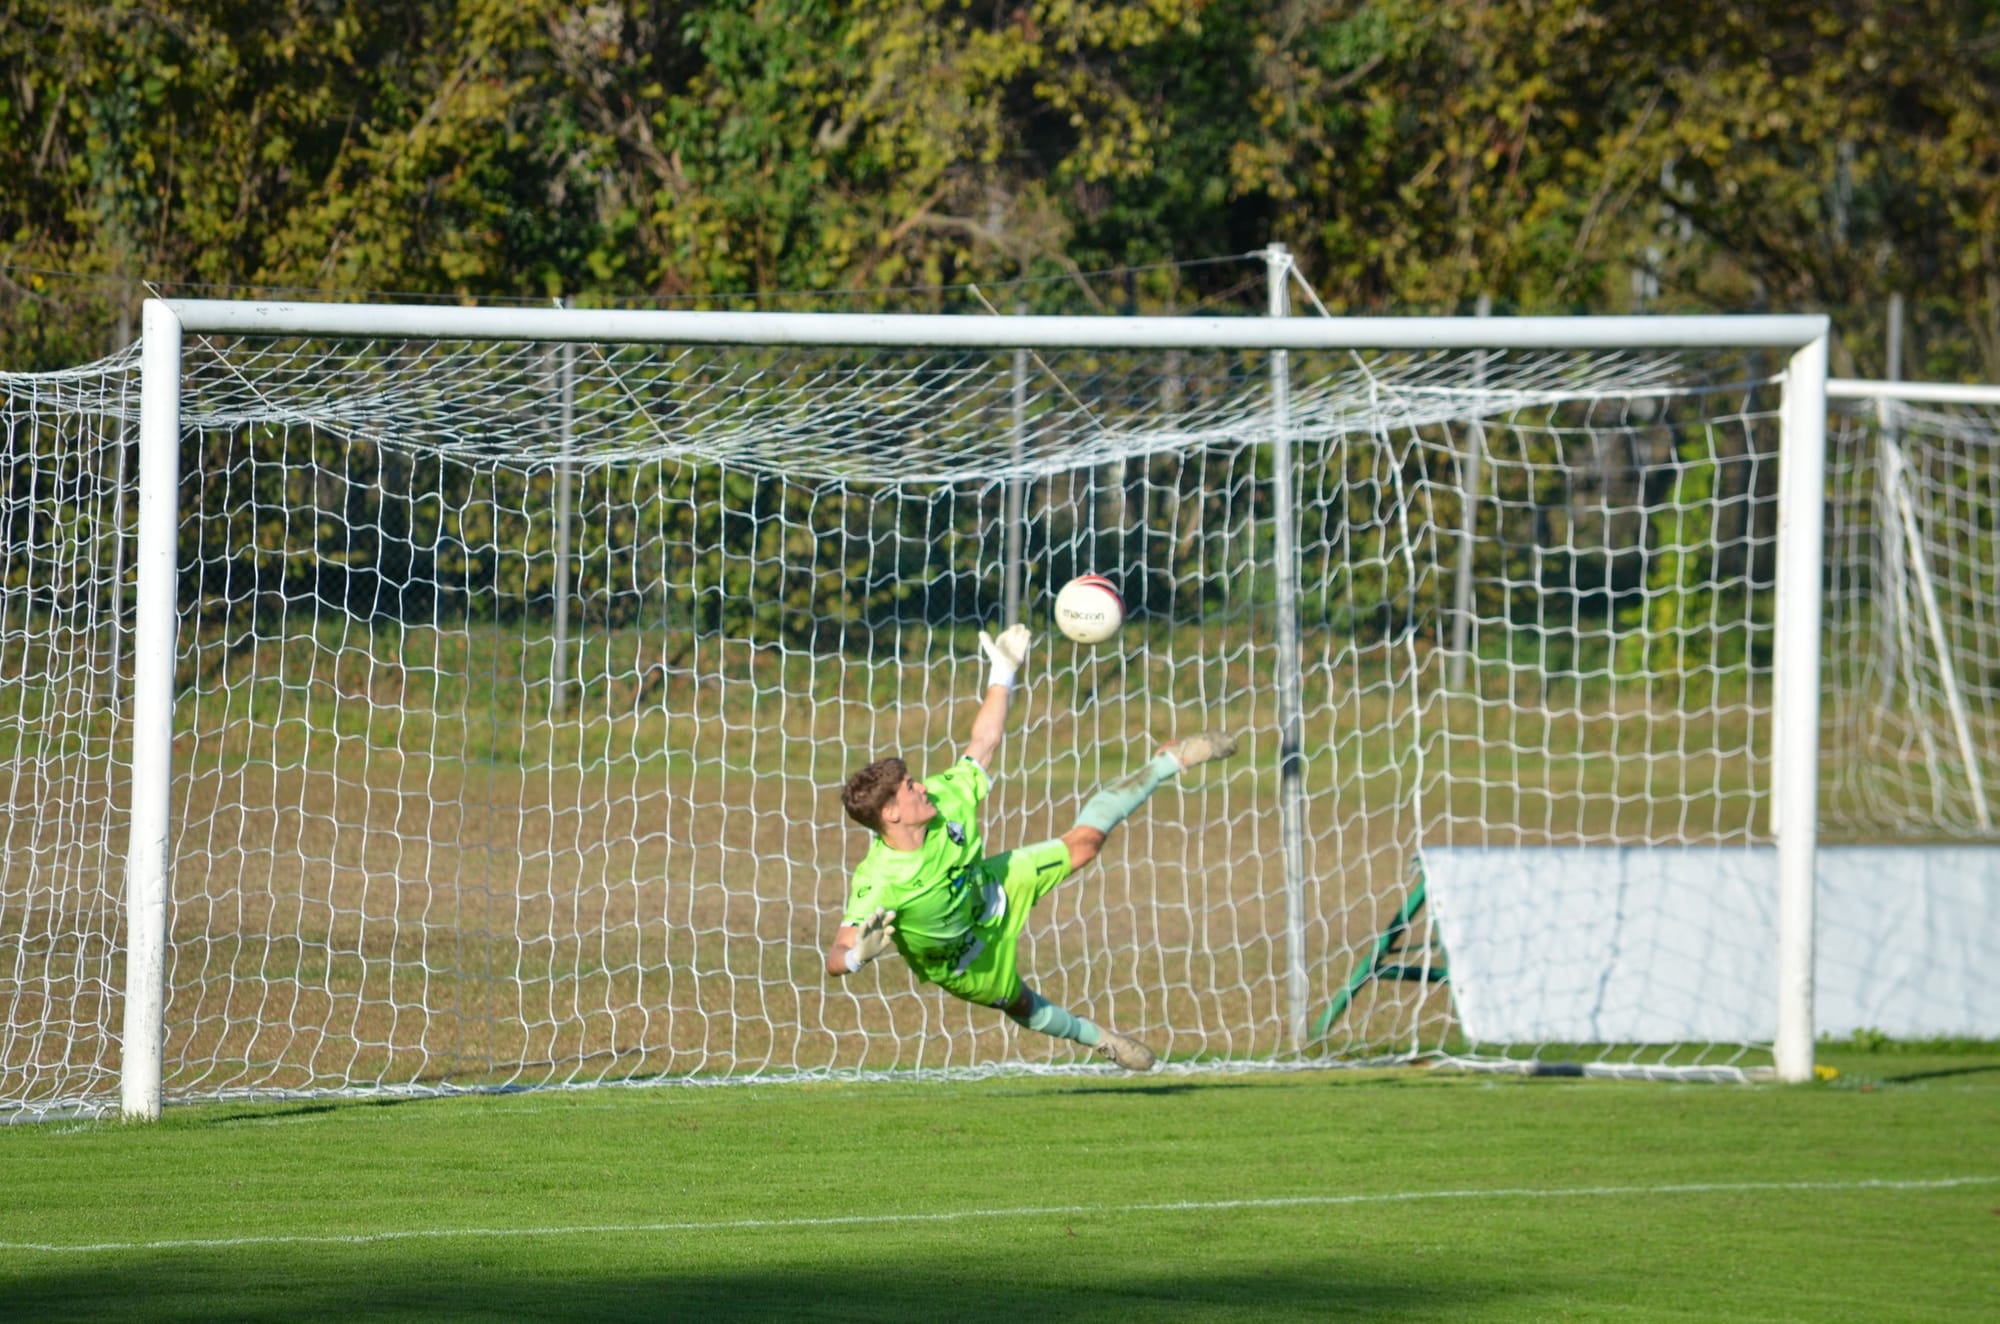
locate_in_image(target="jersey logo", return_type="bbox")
[946,820,966,846]
[949,935,986,975]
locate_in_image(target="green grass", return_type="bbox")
[3,1044,1996,1322]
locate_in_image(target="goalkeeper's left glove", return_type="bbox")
[843,908,898,973]
[978,623,1033,690]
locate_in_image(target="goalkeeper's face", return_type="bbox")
[886,774,937,830]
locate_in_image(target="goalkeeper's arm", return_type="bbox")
[824,908,897,978]
[963,623,1030,771]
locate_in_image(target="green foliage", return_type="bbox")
[0,0,1991,693]
[6,1,1998,344]
[1615,427,1774,693]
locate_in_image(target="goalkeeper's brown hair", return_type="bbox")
[842,756,908,833]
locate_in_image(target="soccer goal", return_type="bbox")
[2,291,1837,1120]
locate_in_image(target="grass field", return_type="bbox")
[3,1042,1995,1321]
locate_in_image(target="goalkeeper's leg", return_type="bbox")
[1062,729,1242,869]
[1000,985,1155,1072]
[941,848,1159,1071]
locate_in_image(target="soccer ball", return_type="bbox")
[1053,574,1124,645]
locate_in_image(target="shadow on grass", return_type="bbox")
[1049,1080,1280,1098]
[1880,1063,2000,1085]
[206,1095,437,1126]
[5,1253,1493,1322]
[931,1069,1469,1103]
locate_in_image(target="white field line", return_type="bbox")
[2,1176,1994,1256]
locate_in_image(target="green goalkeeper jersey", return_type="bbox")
[842,757,995,984]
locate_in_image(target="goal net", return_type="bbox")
[1823,385,2000,841]
[3,305,1834,1118]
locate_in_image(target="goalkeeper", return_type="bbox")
[825,622,1238,1071]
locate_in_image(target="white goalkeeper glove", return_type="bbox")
[843,908,897,973]
[978,623,1033,691]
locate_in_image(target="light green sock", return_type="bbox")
[1010,990,1101,1047]
[1074,751,1183,834]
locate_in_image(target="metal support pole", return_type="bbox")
[1154,344,1182,625]
[1772,334,1828,1084]
[1264,243,1311,1051]
[1891,462,1993,830]
[551,299,576,717]
[1875,294,1908,705]
[1448,294,1492,690]
[1884,292,1906,384]
[1004,303,1028,627]
[108,293,135,712]
[1877,439,1945,801]
[121,300,182,1121]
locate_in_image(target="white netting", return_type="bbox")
[1,356,136,1115]
[165,334,1696,477]
[3,323,1849,1117]
[1824,396,2000,840]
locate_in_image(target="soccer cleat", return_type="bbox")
[1091,1028,1158,1072]
[1162,729,1241,771]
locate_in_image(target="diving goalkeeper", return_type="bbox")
[824,623,1239,1071]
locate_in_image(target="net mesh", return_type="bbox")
[8,323,1970,1117]
[1823,397,2000,840]
[1,356,136,1115]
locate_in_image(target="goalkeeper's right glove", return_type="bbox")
[843,908,897,973]
[978,623,1033,690]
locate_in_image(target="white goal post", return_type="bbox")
[5,297,1837,1120]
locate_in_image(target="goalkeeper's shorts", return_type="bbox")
[931,837,1073,1008]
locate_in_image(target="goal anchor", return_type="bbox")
[1312,874,1447,1041]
